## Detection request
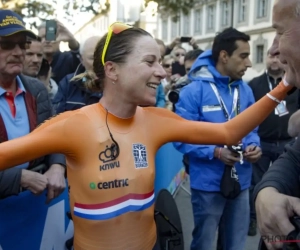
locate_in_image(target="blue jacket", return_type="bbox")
[173,50,260,192]
[53,64,102,114]
[51,50,81,84]
[156,83,165,108]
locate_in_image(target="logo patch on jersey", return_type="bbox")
[132,143,148,169]
[99,145,118,163]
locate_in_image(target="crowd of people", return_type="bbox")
[1,0,300,249]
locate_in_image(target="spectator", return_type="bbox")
[38,20,81,83]
[53,36,102,114]
[23,37,43,77]
[171,45,187,76]
[23,38,58,100]
[165,49,204,111]
[165,37,199,56]
[248,48,298,236]
[0,10,66,201]
[161,55,175,90]
[184,48,204,73]
[254,1,300,249]
[174,27,261,250]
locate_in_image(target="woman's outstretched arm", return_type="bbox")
[150,81,293,146]
[0,111,76,171]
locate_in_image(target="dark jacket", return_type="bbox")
[249,72,299,142]
[253,136,300,200]
[51,50,81,84]
[53,65,102,114]
[0,75,66,199]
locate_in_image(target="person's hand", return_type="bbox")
[44,164,66,204]
[20,169,48,195]
[243,145,262,163]
[170,74,181,83]
[256,187,300,249]
[55,19,76,43]
[214,147,240,165]
[169,37,181,49]
[189,38,198,49]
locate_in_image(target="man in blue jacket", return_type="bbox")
[174,27,262,250]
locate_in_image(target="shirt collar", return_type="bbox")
[0,75,26,96]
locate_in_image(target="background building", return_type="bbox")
[157,0,275,82]
[74,0,158,44]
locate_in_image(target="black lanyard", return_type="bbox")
[212,85,240,121]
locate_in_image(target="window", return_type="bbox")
[182,14,191,35]
[238,0,247,23]
[194,8,202,34]
[207,5,215,31]
[221,1,230,27]
[162,20,168,40]
[257,0,268,18]
[171,20,178,38]
[256,45,264,63]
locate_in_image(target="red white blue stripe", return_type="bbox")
[73,190,155,220]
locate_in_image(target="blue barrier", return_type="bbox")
[0,184,73,250]
[0,143,184,250]
[155,143,185,195]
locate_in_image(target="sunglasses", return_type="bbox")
[101,22,133,65]
[175,53,185,57]
[0,41,31,50]
[163,64,172,68]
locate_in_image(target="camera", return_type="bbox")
[168,76,191,104]
[227,143,243,154]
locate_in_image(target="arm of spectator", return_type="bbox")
[165,37,181,55]
[0,168,22,199]
[52,76,69,115]
[288,109,300,137]
[0,168,49,199]
[55,19,80,51]
[189,38,199,50]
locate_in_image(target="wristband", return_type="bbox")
[266,93,281,104]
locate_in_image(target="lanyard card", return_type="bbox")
[275,101,289,116]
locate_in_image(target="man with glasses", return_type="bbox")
[0,10,66,201]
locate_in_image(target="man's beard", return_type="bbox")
[268,68,283,76]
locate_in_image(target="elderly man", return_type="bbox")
[254,0,300,249]
[0,10,66,201]
[52,36,102,113]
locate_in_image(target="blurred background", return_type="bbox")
[0,0,275,82]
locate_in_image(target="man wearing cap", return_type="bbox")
[0,10,66,201]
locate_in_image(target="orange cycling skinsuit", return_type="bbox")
[0,82,291,249]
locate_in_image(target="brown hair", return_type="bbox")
[73,27,151,92]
